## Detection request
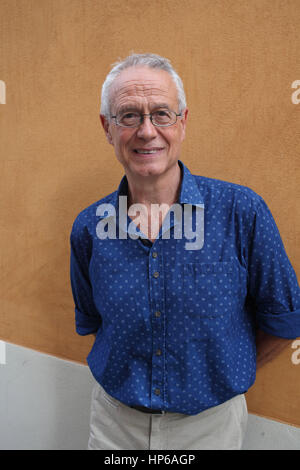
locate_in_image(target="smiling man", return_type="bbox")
[100,64,188,242]
[70,53,300,450]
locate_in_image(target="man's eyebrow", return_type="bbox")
[116,105,141,114]
[151,103,172,110]
[116,103,172,114]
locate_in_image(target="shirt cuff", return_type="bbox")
[256,309,300,339]
[75,307,101,336]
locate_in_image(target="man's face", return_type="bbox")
[100,66,188,179]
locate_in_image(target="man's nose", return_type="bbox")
[136,115,158,139]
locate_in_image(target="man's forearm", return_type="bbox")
[256,329,292,369]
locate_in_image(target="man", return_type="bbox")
[70,53,300,450]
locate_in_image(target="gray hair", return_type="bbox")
[100,53,187,117]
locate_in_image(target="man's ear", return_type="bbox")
[100,114,113,145]
[180,108,189,142]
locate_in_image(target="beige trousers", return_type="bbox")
[87,382,248,450]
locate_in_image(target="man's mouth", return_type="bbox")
[133,148,164,154]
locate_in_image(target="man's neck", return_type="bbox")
[125,162,182,242]
[126,162,182,208]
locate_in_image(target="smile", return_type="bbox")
[133,148,164,154]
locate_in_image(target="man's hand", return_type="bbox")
[256,329,292,369]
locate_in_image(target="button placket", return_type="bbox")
[149,243,165,409]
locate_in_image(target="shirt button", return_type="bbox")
[152,251,158,258]
[153,271,159,278]
[155,311,161,318]
[154,388,160,396]
[156,349,162,356]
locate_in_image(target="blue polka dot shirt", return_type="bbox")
[70,160,300,415]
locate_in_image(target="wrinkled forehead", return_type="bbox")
[109,66,178,112]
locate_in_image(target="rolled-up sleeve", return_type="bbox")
[70,217,102,336]
[247,196,300,339]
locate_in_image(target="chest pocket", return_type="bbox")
[183,261,240,318]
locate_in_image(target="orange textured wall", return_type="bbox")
[0,0,299,425]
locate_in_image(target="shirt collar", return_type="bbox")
[114,159,204,208]
[98,160,204,239]
[177,160,204,207]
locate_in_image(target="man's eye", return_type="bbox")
[118,112,140,125]
[153,110,172,120]
[123,113,138,119]
[156,110,170,116]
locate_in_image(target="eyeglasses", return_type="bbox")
[110,109,182,128]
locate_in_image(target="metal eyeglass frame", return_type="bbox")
[110,110,182,128]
